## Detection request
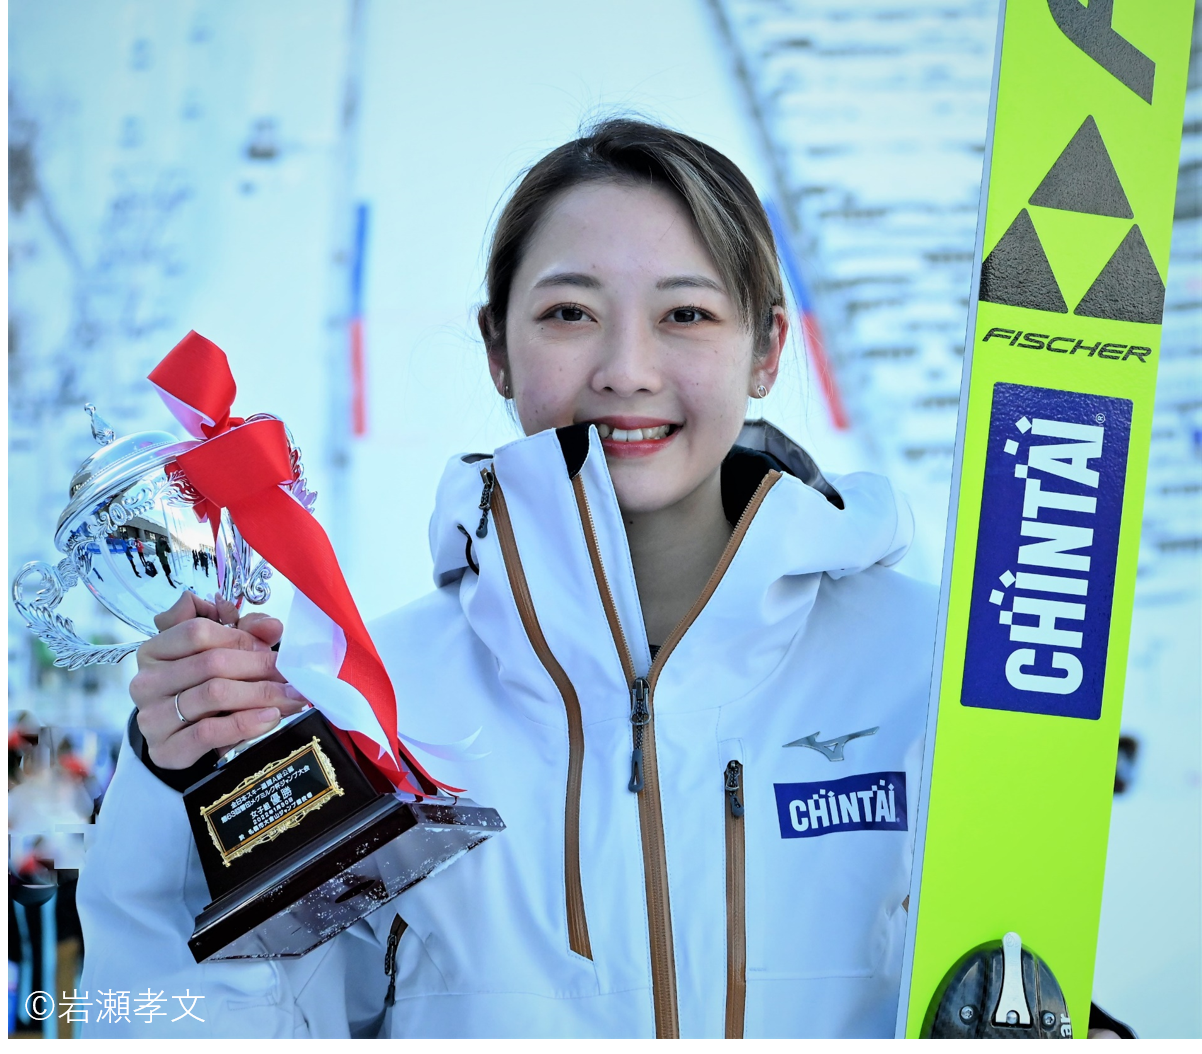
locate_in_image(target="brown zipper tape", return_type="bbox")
[725,763,747,1039]
[490,479,593,961]
[572,476,636,686]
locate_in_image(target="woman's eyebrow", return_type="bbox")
[656,274,725,293]
[532,271,601,290]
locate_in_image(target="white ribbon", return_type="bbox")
[276,589,488,767]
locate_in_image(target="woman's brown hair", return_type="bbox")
[478,117,785,365]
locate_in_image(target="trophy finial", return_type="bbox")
[84,404,116,446]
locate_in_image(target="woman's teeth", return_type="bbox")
[595,423,673,441]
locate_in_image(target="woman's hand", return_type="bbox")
[130,592,307,770]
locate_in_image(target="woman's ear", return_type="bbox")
[751,305,788,396]
[487,352,508,398]
[479,305,509,397]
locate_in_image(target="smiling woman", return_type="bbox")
[478,122,789,643]
[79,118,937,1039]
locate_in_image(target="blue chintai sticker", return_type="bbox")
[774,772,907,839]
[962,382,1132,720]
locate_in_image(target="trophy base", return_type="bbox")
[189,795,502,962]
[181,708,503,962]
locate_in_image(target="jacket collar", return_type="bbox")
[428,421,913,721]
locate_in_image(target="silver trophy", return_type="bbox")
[13,403,502,963]
[12,404,308,669]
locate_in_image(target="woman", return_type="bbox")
[78,119,933,1038]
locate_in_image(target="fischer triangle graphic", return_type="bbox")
[979,209,1067,313]
[899,0,1193,1039]
[1029,116,1133,218]
[1074,224,1166,324]
[983,102,1158,322]
[1047,0,1155,103]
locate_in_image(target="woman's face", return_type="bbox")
[495,181,785,515]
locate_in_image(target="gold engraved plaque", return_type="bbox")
[200,736,344,866]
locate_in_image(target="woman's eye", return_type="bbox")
[546,304,588,322]
[668,304,711,324]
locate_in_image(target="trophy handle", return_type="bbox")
[238,552,274,605]
[224,525,273,607]
[12,559,144,669]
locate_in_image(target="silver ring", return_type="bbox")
[755,384,768,399]
[173,692,188,725]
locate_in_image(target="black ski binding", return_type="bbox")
[923,931,1072,1038]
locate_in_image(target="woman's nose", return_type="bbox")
[591,318,661,397]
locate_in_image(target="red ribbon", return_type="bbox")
[149,331,453,796]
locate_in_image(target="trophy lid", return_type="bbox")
[67,430,180,498]
[54,405,196,548]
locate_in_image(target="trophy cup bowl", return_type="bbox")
[12,409,259,669]
[13,405,504,963]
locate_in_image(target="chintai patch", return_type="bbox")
[774,772,907,838]
[961,383,1131,719]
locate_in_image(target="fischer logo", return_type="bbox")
[774,772,907,839]
[962,383,1132,720]
[981,327,1151,365]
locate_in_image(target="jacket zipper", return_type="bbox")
[488,473,593,960]
[572,469,781,1038]
[629,677,649,792]
[724,760,746,1039]
[476,467,496,538]
[383,913,408,1008]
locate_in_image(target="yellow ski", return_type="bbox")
[899,0,1194,1038]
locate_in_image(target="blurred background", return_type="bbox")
[7,0,1199,1038]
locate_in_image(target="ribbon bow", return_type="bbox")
[148,331,452,796]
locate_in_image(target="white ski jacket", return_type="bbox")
[79,421,936,1039]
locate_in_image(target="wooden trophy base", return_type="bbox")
[182,709,503,962]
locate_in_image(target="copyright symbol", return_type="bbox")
[25,990,54,1021]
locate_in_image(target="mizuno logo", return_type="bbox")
[783,726,878,761]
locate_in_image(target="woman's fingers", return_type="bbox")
[149,642,287,697]
[140,679,308,769]
[175,676,305,726]
[137,614,270,666]
[238,613,284,649]
[152,591,218,633]
[149,705,286,770]
[214,593,241,627]
[172,677,305,727]
[134,600,303,770]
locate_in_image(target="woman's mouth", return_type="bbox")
[591,420,680,458]
[594,423,674,442]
